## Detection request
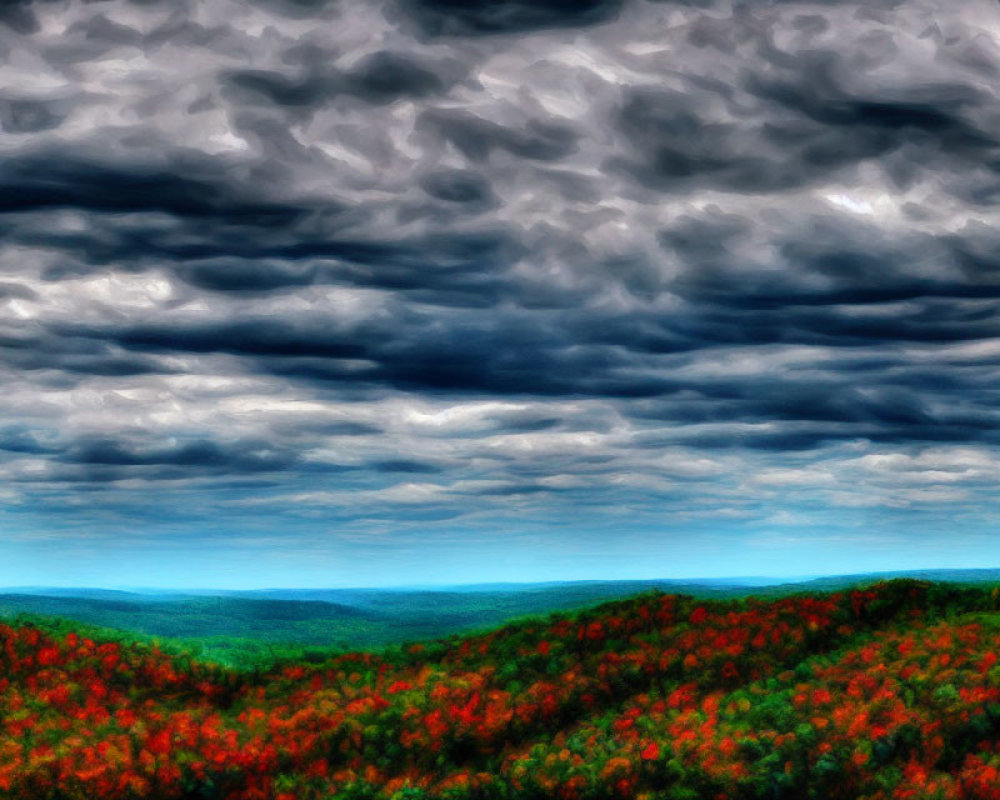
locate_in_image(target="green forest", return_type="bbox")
[4,579,1000,797]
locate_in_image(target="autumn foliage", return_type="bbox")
[5,580,1000,798]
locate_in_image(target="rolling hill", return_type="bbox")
[0,578,773,664]
[3,579,1000,798]
[4,570,1000,666]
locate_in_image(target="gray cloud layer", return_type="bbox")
[2,0,1000,551]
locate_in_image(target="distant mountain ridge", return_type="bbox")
[8,566,1000,598]
[3,568,1000,665]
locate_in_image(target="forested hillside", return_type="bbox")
[4,580,1000,799]
[0,579,763,666]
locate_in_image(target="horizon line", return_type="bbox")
[3,567,999,594]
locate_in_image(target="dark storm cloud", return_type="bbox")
[225,69,332,109]
[0,1,39,34]
[611,74,996,195]
[0,325,167,378]
[0,155,516,303]
[402,0,625,36]
[347,51,445,102]
[0,156,307,225]
[419,168,496,207]
[656,380,1000,447]
[283,420,383,437]
[373,459,442,473]
[0,427,55,455]
[420,110,580,162]
[5,0,1000,536]
[61,314,647,395]
[27,432,360,485]
[225,51,445,109]
[0,283,36,301]
[62,436,297,472]
[0,97,66,134]
[176,258,319,293]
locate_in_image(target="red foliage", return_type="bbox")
[2,580,998,800]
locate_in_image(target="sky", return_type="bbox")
[3,0,1000,588]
